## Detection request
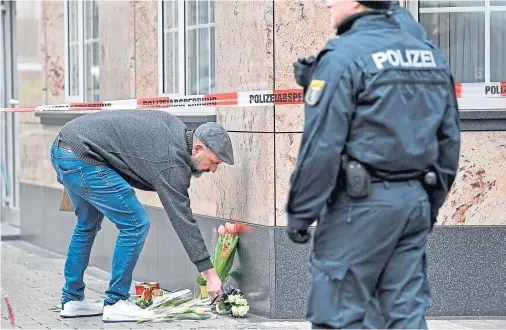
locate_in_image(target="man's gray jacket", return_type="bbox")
[61,110,213,272]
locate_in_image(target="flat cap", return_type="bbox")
[194,122,234,165]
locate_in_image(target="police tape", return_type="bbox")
[446,82,506,98]
[1,83,505,113]
[0,89,305,113]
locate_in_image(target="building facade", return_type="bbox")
[2,0,506,319]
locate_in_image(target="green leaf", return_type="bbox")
[181,308,199,314]
[211,235,240,281]
[136,318,153,323]
[171,312,211,320]
[196,275,207,286]
[154,294,193,309]
[173,297,193,307]
[218,300,228,311]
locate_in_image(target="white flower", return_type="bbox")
[237,305,249,317]
[227,295,237,304]
[231,306,239,316]
[235,297,248,306]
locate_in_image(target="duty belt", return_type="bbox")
[370,171,424,183]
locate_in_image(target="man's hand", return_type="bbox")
[202,268,223,299]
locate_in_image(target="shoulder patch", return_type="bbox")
[305,80,326,106]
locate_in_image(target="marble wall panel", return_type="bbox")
[274,0,331,132]
[214,1,274,132]
[44,0,65,105]
[135,0,158,98]
[275,133,302,226]
[439,132,506,226]
[18,123,61,189]
[121,133,275,227]
[99,1,136,100]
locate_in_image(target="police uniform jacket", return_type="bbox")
[286,10,461,232]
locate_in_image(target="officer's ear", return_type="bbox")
[354,1,368,10]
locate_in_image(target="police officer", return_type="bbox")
[293,1,434,91]
[285,1,461,329]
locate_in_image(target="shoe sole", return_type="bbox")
[60,313,103,318]
[102,312,152,323]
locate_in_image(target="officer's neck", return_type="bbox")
[336,10,388,36]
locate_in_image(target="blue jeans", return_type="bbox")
[50,135,150,305]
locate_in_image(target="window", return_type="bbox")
[64,0,99,102]
[159,0,215,97]
[416,0,506,109]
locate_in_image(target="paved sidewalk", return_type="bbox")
[1,240,506,329]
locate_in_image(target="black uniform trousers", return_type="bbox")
[307,180,431,329]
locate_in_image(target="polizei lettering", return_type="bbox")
[371,49,437,70]
[485,85,506,96]
[249,92,303,104]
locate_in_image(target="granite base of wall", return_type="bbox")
[1,205,20,226]
[20,183,506,319]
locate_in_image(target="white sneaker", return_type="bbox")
[60,298,103,318]
[102,299,154,323]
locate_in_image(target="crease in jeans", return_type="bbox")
[98,167,141,301]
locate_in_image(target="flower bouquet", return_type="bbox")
[196,222,251,299]
[136,289,214,323]
[215,288,250,318]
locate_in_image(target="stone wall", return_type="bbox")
[16,0,506,229]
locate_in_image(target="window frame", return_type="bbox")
[63,0,99,103]
[158,0,185,97]
[157,0,216,116]
[409,1,506,110]
[64,0,83,102]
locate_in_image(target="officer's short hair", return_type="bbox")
[357,0,392,10]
